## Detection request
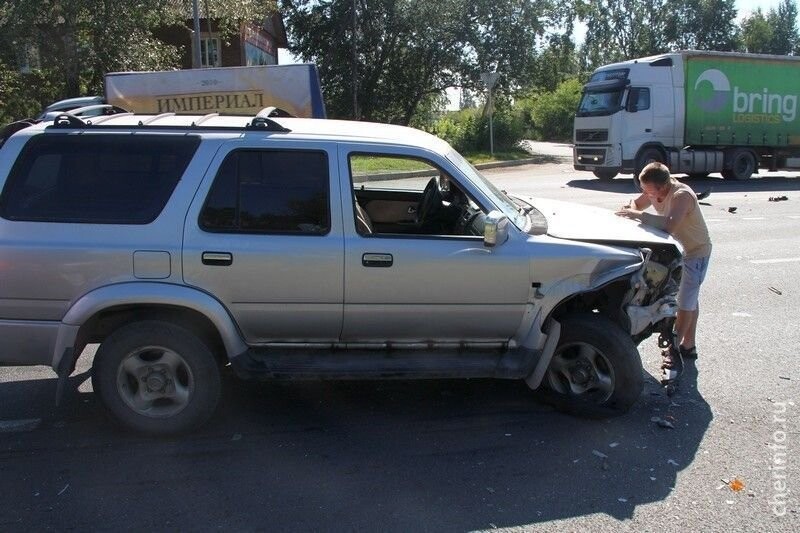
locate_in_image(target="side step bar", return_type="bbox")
[230,346,542,381]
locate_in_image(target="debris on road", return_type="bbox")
[231,433,242,441]
[768,195,789,202]
[769,286,783,295]
[696,189,712,200]
[592,450,609,459]
[58,484,70,496]
[618,497,628,503]
[779,376,791,381]
[651,416,675,429]
[0,418,41,433]
[728,478,745,492]
[667,459,680,466]
[728,207,738,213]
[609,442,620,448]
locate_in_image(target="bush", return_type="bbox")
[428,103,527,153]
[528,78,582,142]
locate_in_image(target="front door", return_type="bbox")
[183,140,344,343]
[338,144,530,343]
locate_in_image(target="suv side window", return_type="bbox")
[0,134,199,224]
[200,149,330,235]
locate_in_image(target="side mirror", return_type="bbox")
[484,210,509,247]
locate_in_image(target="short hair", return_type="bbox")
[638,161,672,186]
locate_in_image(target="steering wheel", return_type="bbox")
[417,177,444,231]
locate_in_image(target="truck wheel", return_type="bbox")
[536,314,643,418]
[92,321,221,435]
[723,150,756,180]
[592,169,618,180]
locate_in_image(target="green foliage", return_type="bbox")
[427,102,527,153]
[527,78,581,142]
[740,1,799,54]
[0,0,276,122]
[282,0,559,124]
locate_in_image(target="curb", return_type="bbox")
[474,158,548,170]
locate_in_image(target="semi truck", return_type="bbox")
[573,50,800,181]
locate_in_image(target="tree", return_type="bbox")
[740,8,774,53]
[739,1,799,54]
[282,0,560,124]
[664,0,739,51]
[0,0,277,120]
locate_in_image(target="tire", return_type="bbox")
[723,150,756,180]
[536,314,643,418]
[592,169,618,180]
[92,321,221,435]
[634,147,665,192]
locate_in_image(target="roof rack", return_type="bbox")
[45,107,294,133]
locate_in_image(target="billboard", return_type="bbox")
[105,64,326,119]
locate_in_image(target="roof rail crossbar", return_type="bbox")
[246,116,291,133]
[193,113,219,126]
[87,112,135,125]
[50,113,87,129]
[139,112,176,126]
[255,106,295,118]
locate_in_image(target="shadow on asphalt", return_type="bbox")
[567,173,800,195]
[0,362,712,531]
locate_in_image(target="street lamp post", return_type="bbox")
[480,72,500,156]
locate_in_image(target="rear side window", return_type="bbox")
[0,134,199,224]
[200,150,330,235]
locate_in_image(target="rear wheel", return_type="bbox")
[535,314,643,418]
[723,149,756,180]
[92,321,221,435]
[593,169,618,180]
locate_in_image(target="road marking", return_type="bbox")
[750,257,800,264]
[732,312,752,318]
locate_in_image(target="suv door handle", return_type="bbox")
[362,253,393,267]
[202,251,233,266]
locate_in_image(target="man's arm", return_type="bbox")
[616,191,693,231]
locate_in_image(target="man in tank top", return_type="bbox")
[616,162,712,361]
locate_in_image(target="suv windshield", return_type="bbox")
[446,149,527,230]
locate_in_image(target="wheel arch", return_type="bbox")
[53,282,248,373]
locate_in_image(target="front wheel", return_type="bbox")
[535,314,643,418]
[92,321,221,435]
[593,169,618,180]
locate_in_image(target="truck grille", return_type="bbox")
[575,129,608,142]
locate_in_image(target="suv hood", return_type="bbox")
[524,197,678,247]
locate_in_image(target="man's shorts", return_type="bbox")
[678,255,711,311]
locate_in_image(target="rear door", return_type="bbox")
[183,140,344,343]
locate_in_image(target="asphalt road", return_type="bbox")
[1,146,798,532]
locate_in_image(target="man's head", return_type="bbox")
[638,162,673,202]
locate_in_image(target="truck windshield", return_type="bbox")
[577,90,623,117]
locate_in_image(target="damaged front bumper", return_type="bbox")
[624,248,681,337]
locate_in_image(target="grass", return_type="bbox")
[462,148,534,165]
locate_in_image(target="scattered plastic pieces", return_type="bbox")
[768,195,788,202]
[651,416,675,429]
[728,207,738,213]
[58,484,70,496]
[729,478,745,492]
[231,433,242,441]
[769,287,783,295]
[592,450,609,459]
[667,459,680,466]
[696,189,712,200]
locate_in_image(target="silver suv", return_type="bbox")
[0,109,681,434]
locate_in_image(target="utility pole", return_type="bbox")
[352,0,359,119]
[192,0,202,68]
